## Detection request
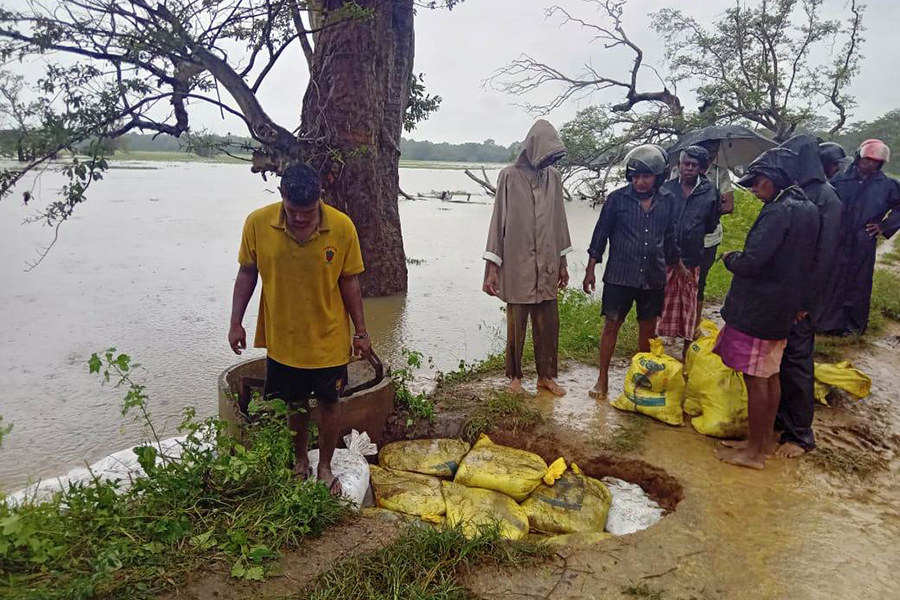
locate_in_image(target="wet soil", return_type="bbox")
[163,321,900,600]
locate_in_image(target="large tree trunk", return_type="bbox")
[299,0,412,297]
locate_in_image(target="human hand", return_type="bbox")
[677,260,691,280]
[583,270,596,294]
[795,311,809,323]
[228,323,246,355]
[483,262,500,297]
[558,265,569,289]
[865,223,883,238]
[353,336,372,360]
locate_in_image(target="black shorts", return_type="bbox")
[697,244,718,301]
[263,357,347,406]
[601,283,665,322]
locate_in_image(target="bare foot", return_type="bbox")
[292,459,310,481]
[720,438,779,455]
[318,467,343,497]
[774,442,807,459]
[716,446,765,470]
[507,378,525,395]
[588,381,608,400]
[537,378,567,397]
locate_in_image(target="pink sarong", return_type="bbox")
[657,265,701,340]
[713,324,787,378]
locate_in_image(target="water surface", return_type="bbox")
[0,161,600,490]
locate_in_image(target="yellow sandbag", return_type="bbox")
[369,465,446,520]
[543,532,614,546]
[612,338,685,426]
[441,481,529,540]
[453,434,562,501]
[685,324,748,438]
[813,361,872,406]
[683,321,719,416]
[378,438,472,477]
[521,463,611,535]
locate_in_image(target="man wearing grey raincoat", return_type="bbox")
[483,120,573,396]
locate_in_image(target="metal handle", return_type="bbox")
[342,350,385,397]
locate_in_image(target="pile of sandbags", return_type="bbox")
[611,323,873,442]
[369,434,623,544]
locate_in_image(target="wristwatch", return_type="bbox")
[353,332,369,340]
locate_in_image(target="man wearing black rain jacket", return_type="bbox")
[715,147,820,470]
[773,135,843,458]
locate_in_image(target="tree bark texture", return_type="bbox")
[300,0,412,297]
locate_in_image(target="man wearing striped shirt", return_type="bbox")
[583,145,684,399]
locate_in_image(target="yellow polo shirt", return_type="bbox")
[238,202,364,369]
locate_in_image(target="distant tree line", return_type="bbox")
[399,138,519,163]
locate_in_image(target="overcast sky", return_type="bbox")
[16,0,895,145]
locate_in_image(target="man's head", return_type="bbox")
[279,163,321,231]
[818,141,847,179]
[624,144,668,198]
[856,139,890,177]
[737,147,797,203]
[679,146,710,184]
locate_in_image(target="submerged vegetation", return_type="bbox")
[0,350,348,599]
[303,523,551,600]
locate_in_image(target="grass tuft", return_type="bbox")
[871,268,900,322]
[808,446,882,481]
[303,523,552,600]
[623,582,665,600]
[463,391,542,441]
[600,414,649,454]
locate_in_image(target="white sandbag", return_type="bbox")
[601,477,665,536]
[5,434,209,507]
[308,430,376,510]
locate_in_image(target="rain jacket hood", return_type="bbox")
[781,135,826,187]
[517,120,567,171]
[738,147,799,191]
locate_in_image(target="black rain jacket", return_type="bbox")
[721,149,820,340]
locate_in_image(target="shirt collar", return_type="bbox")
[270,201,331,235]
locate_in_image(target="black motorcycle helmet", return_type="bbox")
[818,141,846,169]
[624,144,669,189]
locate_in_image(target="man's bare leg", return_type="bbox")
[637,319,657,353]
[316,401,342,496]
[590,318,623,399]
[717,374,779,469]
[287,403,311,479]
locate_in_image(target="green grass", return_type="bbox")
[702,188,761,303]
[881,238,900,266]
[463,391,543,441]
[872,269,900,321]
[600,414,650,454]
[302,523,551,600]
[0,351,348,599]
[623,582,665,600]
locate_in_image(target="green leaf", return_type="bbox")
[115,353,131,371]
[249,545,274,562]
[231,560,246,578]
[0,514,22,535]
[88,353,102,374]
[245,565,265,581]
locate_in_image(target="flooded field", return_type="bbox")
[0,160,600,490]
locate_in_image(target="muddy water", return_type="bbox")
[0,161,601,491]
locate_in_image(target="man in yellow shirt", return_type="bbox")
[228,163,371,495]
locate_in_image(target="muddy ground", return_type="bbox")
[165,314,900,600]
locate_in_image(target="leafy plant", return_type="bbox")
[394,349,437,425]
[0,350,348,599]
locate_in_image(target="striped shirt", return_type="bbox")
[588,184,680,290]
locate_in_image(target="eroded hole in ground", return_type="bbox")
[368,427,684,540]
